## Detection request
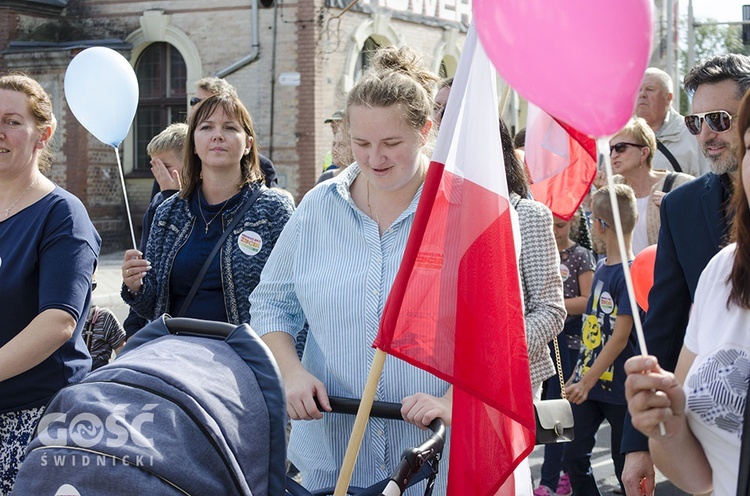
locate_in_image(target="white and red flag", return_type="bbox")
[373,26,535,495]
[525,103,598,221]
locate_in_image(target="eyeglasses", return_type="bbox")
[593,217,610,230]
[189,96,202,107]
[684,110,735,135]
[609,142,647,155]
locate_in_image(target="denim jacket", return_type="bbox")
[122,183,294,324]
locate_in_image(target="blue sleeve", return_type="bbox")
[139,190,177,253]
[613,267,634,317]
[621,194,690,453]
[123,199,173,321]
[249,205,307,337]
[38,197,100,321]
[642,195,692,370]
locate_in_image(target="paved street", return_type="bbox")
[92,251,131,323]
[529,420,689,496]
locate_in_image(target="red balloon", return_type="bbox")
[631,244,657,312]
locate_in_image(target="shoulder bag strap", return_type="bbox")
[553,335,567,400]
[661,171,678,194]
[655,138,682,173]
[177,186,266,317]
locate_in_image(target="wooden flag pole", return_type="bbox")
[333,348,387,496]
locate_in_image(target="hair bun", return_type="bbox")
[371,46,439,96]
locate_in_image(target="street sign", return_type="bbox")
[279,72,301,86]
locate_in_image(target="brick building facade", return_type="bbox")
[1,0,470,252]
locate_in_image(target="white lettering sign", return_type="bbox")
[328,0,471,25]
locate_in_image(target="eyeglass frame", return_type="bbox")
[593,217,611,230]
[609,142,647,155]
[684,110,735,135]
[189,96,202,107]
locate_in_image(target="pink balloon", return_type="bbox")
[474,0,653,138]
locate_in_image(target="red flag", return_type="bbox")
[373,26,535,495]
[525,103,598,221]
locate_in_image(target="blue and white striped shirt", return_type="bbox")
[250,164,449,493]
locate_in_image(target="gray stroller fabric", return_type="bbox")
[13,317,287,496]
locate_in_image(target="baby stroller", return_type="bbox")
[284,397,445,496]
[13,316,444,496]
[13,316,288,495]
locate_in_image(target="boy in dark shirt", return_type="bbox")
[564,184,640,495]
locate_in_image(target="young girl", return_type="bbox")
[536,209,595,496]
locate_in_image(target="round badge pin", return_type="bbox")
[238,230,262,256]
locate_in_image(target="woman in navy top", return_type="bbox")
[0,74,100,494]
[121,93,293,325]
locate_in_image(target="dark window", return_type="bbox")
[439,60,448,79]
[354,37,381,82]
[133,43,187,172]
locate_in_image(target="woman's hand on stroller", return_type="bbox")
[401,388,452,430]
[285,364,331,420]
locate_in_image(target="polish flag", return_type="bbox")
[525,103,598,221]
[374,26,535,495]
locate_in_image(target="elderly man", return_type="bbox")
[635,67,709,177]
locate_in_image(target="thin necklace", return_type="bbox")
[2,175,38,219]
[366,180,381,226]
[197,188,230,234]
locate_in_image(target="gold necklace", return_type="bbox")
[197,188,230,234]
[2,176,38,219]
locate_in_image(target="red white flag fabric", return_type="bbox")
[373,26,535,495]
[525,103,598,221]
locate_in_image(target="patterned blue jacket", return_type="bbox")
[122,183,294,324]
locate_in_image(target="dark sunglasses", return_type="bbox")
[684,110,734,135]
[189,96,202,107]
[609,142,646,155]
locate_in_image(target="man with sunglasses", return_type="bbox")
[636,67,709,177]
[621,53,750,496]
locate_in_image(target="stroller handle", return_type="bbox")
[165,317,238,339]
[328,396,445,440]
[325,395,446,455]
[287,397,446,496]
[327,396,403,420]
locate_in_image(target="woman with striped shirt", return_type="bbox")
[250,46,450,493]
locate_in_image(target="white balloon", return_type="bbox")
[64,47,139,147]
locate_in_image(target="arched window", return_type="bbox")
[133,42,187,172]
[439,60,449,79]
[353,37,381,82]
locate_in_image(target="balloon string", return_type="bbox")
[114,146,138,250]
[596,137,666,437]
